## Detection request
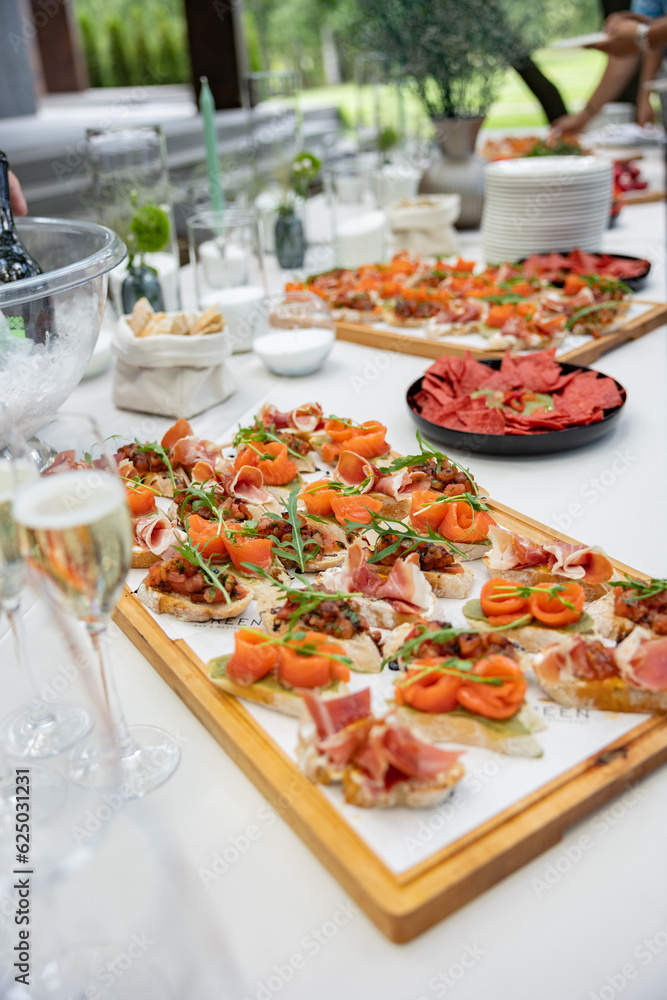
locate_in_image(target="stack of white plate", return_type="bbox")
[482,156,613,264]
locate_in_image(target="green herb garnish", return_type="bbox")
[174,539,232,603]
[615,575,667,601]
[134,439,177,491]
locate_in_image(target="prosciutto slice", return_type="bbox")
[320,544,434,615]
[301,688,372,739]
[615,629,667,691]
[226,466,272,504]
[170,436,222,470]
[43,450,82,475]
[375,468,430,499]
[290,403,324,433]
[301,692,461,787]
[134,511,178,555]
[486,526,546,571]
[542,541,599,580]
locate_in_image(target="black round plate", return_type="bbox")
[406,360,627,457]
[517,252,650,292]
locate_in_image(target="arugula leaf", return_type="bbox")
[177,483,224,526]
[233,419,304,460]
[383,432,478,494]
[341,510,466,561]
[240,563,362,631]
[564,301,622,331]
[616,575,667,601]
[481,293,524,305]
[174,539,232,603]
[395,658,504,688]
[134,439,177,491]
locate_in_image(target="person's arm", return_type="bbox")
[551,53,639,133]
[8,170,27,216]
[590,13,667,55]
[636,47,662,124]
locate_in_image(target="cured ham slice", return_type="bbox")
[170,436,222,470]
[542,541,612,583]
[134,511,179,555]
[486,526,546,571]
[301,692,462,792]
[301,688,372,739]
[375,468,430,499]
[226,466,272,504]
[290,403,324,433]
[615,629,667,691]
[374,553,434,614]
[320,544,434,614]
[44,450,82,474]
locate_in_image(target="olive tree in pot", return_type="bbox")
[339,0,524,228]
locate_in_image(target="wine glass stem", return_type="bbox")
[3,597,55,727]
[88,624,137,759]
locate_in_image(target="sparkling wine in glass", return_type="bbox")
[0,415,91,759]
[13,413,181,798]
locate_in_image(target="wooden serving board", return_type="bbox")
[112,502,667,943]
[335,300,667,366]
[621,189,666,205]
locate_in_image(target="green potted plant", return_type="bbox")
[340,0,524,227]
[121,198,171,312]
[274,151,321,269]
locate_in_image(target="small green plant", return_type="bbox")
[126,198,170,268]
[290,151,321,199]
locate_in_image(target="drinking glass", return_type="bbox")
[0,408,91,759]
[86,124,181,314]
[187,207,268,352]
[12,413,181,798]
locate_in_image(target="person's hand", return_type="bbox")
[551,108,594,136]
[636,92,656,127]
[603,10,650,31]
[9,170,27,216]
[587,16,648,55]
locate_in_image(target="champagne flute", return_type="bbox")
[0,408,91,759]
[12,413,181,798]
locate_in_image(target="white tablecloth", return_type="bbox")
[4,148,667,999]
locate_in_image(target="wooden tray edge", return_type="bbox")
[335,300,667,365]
[113,504,667,942]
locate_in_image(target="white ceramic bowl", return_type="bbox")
[253,327,335,376]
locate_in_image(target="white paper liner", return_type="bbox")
[127,394,647,876]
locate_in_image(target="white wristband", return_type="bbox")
[635,22,651,54]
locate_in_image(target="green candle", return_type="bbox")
[199,76,224,216]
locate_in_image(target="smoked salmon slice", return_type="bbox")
[234,441,298,485]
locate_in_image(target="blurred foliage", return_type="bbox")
[75,0,600,92]
[76,0,190,87]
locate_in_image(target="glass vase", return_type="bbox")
[85,125,181,315]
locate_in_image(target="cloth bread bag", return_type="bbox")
[385,195,461,256]
[112,315,236,418]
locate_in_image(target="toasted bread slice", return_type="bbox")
[586,590,635,641]
[207,655,348,716]
[131,545,161,569]
[391,703,545,757]
[255,590,382,673]
[481,558,609,601]
[342,762,464,808]
[136,580,253,622]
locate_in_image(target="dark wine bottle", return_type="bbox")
[0,150,54,345]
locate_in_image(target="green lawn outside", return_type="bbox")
[299,48,608,132]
